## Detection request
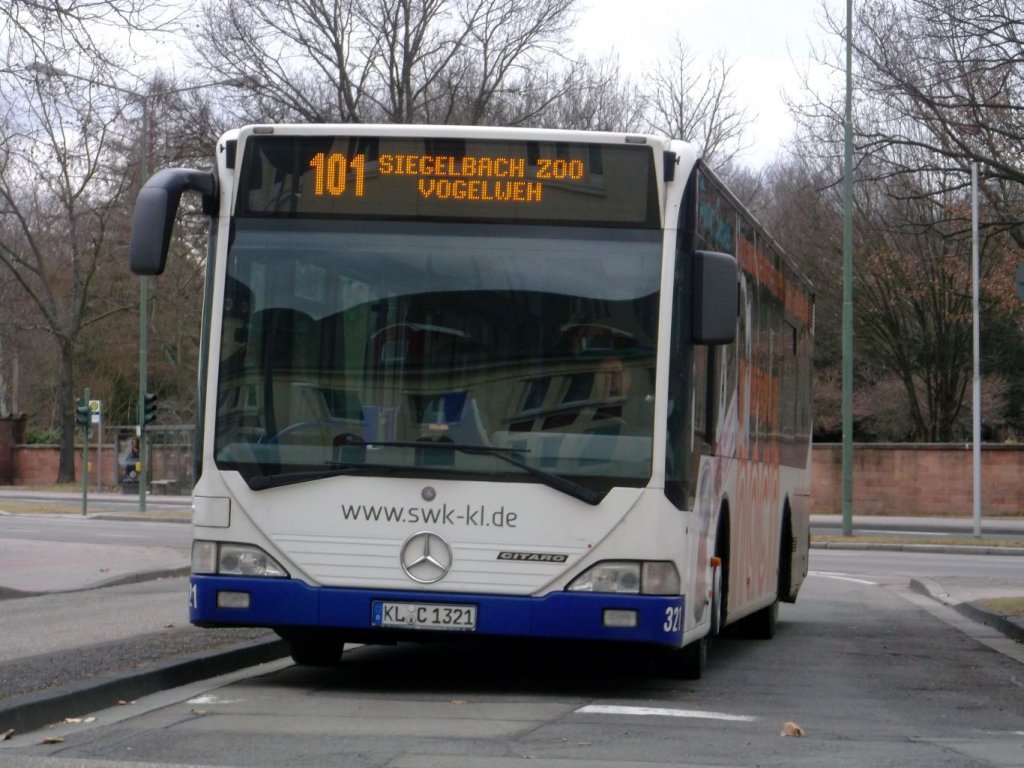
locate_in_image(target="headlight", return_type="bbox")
[641,562,681,595]
[568,561,641,593]
[567,560,680,595]
[192,540,289,578]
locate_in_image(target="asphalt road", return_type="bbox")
[2,550,1023,767]
[0,515,189,549]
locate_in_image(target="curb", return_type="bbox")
[0,636,289,736]
[909,577,1024,644]
[0,566,191,602]
[953,602,1024,643]
[90,513,191,523]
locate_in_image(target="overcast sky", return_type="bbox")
[574,0,839,167]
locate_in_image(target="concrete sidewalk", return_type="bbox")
[0,538,188,599]
[0,503,189,599]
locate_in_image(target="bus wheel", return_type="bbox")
[710,558,725,637]
[738,598,778,640]
[284,630,345,666]
[679,636,708,679]
[662,636,707,680]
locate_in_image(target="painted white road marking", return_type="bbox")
[809,570,878,586]
[577,705,756,722]
[186,694,240,705]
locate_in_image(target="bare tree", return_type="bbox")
[784,0,1024,441]
[832,0,1024,244]
[642,36,754,170]
[445,0,576,125]
[0,67,135,481]
[3,0,175,73]
[540,55,647,132]
[191,0,580,126]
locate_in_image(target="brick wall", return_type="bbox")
[811,443,1024,516]
[11,444,191,492]
[6,440,1023,513]
[13,444,123,487]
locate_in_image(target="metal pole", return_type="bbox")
[971,161,981,538]
[841,0,855,536]
[139,98,149,513]
[81,388,90,517]
[96,405,103,492]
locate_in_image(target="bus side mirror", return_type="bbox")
[692,250,738,345]
[129,168,218,276]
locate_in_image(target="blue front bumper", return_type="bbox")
[189,575,685,647]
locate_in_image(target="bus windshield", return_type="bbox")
[214,219,660,492]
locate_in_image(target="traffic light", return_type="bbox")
[75,397,92,427]
[143,392,158,425]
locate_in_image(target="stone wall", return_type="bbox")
[811,443,1024,516]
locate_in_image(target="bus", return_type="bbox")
[130,124,813,679]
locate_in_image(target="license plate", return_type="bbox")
[372,601,477,631]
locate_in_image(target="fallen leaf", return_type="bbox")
[191,708,207,716]
[780,721,805,737]
[164,623,175,628]
[0,728,14,741]
[42,736,64,744]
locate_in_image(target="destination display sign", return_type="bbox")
[236,134,659,226]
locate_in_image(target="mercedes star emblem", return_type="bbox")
[400,531,453,584]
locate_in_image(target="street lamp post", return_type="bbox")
[841,0,855,536]
[138,103,151,511]
[971,162,981,538]
[26,62,248,510]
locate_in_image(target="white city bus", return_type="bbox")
[130,124,813,678]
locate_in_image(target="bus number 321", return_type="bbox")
[664,605,681,632]
[309,152,366,197]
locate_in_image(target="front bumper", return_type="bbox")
[189,575,685,647]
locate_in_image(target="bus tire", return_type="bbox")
[285,631,345,667]
[661,636,707,680]
[679,636,708,679]
[712,510,729,636]
[738,598,778,640]
[710,558,725,637]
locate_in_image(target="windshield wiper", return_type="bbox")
[244,464,398,491]
[457,444,605,505]
[334,439,604,505]
[243,441,605,504]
